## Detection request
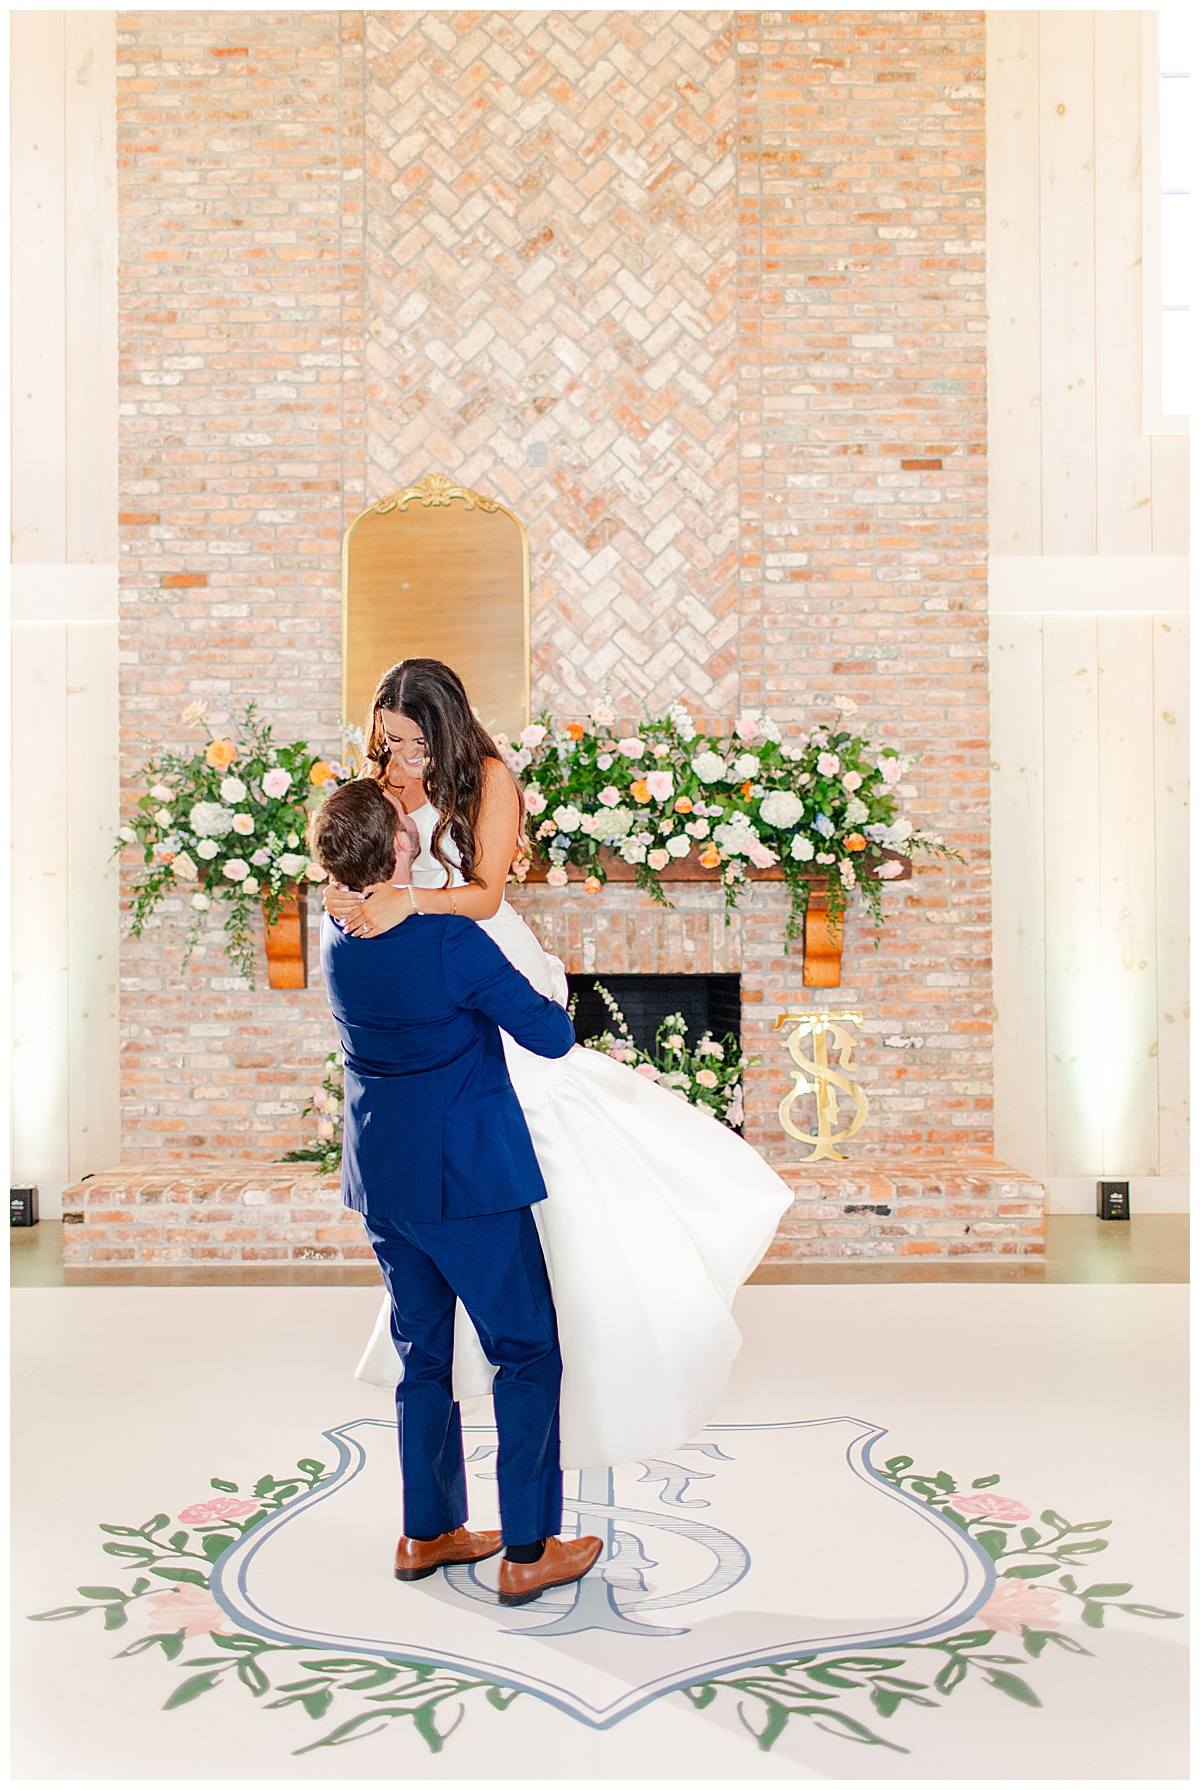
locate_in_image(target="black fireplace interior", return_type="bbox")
[566,973,741,1056]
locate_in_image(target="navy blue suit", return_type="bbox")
[320,912,575,1544]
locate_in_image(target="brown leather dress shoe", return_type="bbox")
[394,1526,503,1582]
[497,1533,604,1607]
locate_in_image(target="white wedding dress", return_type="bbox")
[354,803,793,1470]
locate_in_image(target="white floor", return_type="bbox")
[11,1283,1188,1780]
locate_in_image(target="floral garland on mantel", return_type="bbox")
[119,703,348,982]
[501,696,953,940]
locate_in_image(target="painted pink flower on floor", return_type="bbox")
[178,1495,263,1524]
[144,1586,232,1638]
[948,1493,1031,1522]
[977,1579,1062,1634]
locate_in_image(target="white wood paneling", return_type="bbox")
[11,11,68,561]
[988,555,1188,612]
[64,10,118,564]
[1041,615,1103,1175]
[1151,615,1189,1173]
[989,616,1048,1174]
[991,611,1189,1191]
[988,12,1190,558]
[1096,614,1159,1173]
[1094,12,1153,555]
[1038,12,1097,554]
[11,625,71,1183]
[987,11,1042,554]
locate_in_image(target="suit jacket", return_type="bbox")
[320,912,575,1224]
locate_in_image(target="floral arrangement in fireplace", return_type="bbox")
[499,696,953,939]
[571,983,754,1130]
[281,1051,344,1175]
[118,703,348,980]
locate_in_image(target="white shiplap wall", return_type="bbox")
[988,13,1190,1213]
[10,14,120,1210]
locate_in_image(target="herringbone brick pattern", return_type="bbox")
[363,10,739,713]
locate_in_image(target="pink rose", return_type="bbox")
[523,788,547,815]
[262,767,293,799]
[546,866,569,887]
[644,771,674,802]
[948,1493,1032,1522]
[520,724,547,749]
[875,860,903,879]
[597,786,621,807]
[178,1495,264,1525]
[842,771,863,792]
[817,753,840,776]
[607,1046,633,1062]
[880,757,903,784]
[735,714,760,741]
[976,1581,1061,1635]
[635,1063,660,1079]
[726,1085,745,1125]
[647,848,670,871]
[747,840,778,869]
[144,1585,232,1638]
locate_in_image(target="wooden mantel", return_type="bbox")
[520,849,911,987]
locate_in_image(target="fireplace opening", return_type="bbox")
[567,973,741,1056]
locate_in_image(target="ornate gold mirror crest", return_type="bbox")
[775,1010,869,1162]
[342,472,531,742]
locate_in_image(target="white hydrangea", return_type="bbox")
[759,790,804,829]
[845,796,870,825]
[553,804,584,834]
[190,802,235,838]
[277,852,308,878]
[619,838,648,864]
[666,701,696,742]
[713,817,760,858]
[757,715,782,743]
[691,750,727,783]
[732,753,761,780]
[591,806,633,842]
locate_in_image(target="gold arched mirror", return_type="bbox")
[342,472,530,740]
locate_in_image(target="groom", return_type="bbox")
[308,778,602,1607]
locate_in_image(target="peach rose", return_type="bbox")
[699,845,721,868]
[567,722,585,741]
[204,739,238,771]
[673,796,694,813]
[976,1580,1062,1635]
[844,833,866,851]
[308,761,336,787]
[546,866,568,887]
[630,779,651,804]
[144,1585,232,1638]
[583,875,602,893]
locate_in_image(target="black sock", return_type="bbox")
[504,1539,546,1563]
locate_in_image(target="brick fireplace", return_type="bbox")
[69,11,1043,1269]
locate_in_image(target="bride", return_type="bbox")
[323,659,792,1470]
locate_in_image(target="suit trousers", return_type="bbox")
[362,1203,563,1546]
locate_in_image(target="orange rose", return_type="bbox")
[583,875,602,893]
[567,722,585,741]
[699,844,721,869]
[740,780,753,798]
[309,760,336,787]
[204,739,238,770]
[845,833,866,851]
[673,796,694,813]
[631,779,651,804]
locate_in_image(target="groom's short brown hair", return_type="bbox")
[307,778,397,891]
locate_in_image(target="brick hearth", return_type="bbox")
[60,1157,1043,1270]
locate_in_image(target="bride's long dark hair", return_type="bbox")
[363,658,513,888]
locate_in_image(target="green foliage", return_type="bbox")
[280,1048,344,1174]
[117,702,349,983]
[506,700,955,943]
[574,983,755,1129]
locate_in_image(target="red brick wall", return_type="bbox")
[116,11,365,1160]
[116,10,990,1170]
